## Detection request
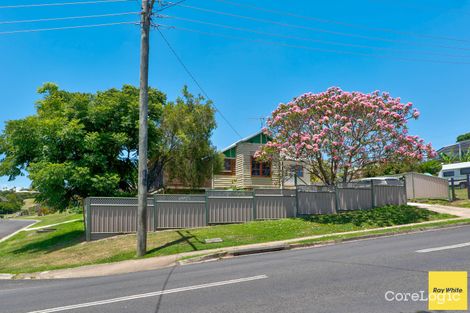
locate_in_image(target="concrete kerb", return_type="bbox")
[183,218,470,265]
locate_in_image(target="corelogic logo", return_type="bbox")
[384,271,468,311]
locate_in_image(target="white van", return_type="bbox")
[355,176,402,185]
[438,161,470,188]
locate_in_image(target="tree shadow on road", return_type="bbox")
[147,230,198,254]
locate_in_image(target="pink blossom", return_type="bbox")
[256,87,433,185]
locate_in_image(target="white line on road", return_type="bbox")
[23,275,268,313]
[416,242,470,253]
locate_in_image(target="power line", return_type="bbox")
[156,0,187,12]
[176,3,470,52]
[162,25,470,65]
[208,0,470,44]
[0,21,138,35]
[155,26,243,139]
[0,0,133,9]
[168,15,470,59]
[0,12,139,25]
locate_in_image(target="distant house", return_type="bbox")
[212,131,311,189]
[436,139,470,158]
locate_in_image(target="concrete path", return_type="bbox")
[0,219,36,242]
[408,202,470,218]
[2,225,470,313]
[25,219,82,231]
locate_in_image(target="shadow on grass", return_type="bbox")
[147,230,198,254]
[300,205,438,227]
[12,230,85,254]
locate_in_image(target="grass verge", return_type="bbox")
[0,205,456,274]
[14,213,83,228]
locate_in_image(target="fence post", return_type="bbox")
[402,175,407,204]
[252,190,257,221]
[467,174,470,200]
[295,187,299,217]
[370,180,375,208]
[205,191,209,226]
[153,195,158,232]
[451,178,456,201]
[333,185,339,214]
[85,197,91,242]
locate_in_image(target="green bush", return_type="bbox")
[301,205,446,227]
[68,206,83,214]
[0,191,24,215]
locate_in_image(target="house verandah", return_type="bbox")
[212,131,311,189]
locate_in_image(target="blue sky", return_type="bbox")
[1,0,470,188]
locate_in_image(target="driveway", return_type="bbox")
[0,219,36,241]
[408,202,470,218]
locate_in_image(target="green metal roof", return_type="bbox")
[223,147,236,158]
[220,131,271,155]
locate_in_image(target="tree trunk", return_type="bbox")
[147,159,165,192]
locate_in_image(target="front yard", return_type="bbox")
[0,205,459,274]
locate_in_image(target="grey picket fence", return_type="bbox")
[85,182,406,240]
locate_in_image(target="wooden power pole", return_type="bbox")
[137,0,155,257]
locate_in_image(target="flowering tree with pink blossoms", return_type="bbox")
[256,87,435,185]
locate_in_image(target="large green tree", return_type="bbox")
[148,86,222,191]
[363,159,442,177]
[0,83,163,210]
[0,83,219,210]
[457,132,470,142]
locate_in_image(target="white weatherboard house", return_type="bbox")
[212,131,311,189]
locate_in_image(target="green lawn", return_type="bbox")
[21,198,36,211]
[0,205,456,274]
[15,213,83,228]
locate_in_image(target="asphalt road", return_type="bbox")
[1,225,470,313]
[0,219,35,241]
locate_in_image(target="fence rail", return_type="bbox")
[85,182,406,240]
